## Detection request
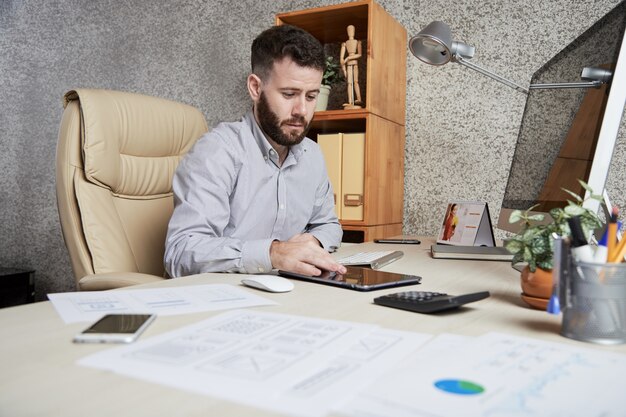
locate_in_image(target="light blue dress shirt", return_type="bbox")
[164,111,342,277]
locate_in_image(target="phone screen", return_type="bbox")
[74,314,155,343]
[83,314,154,334]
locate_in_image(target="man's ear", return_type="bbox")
[247,74,262,101]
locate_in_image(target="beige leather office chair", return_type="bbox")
[56,89,208,290]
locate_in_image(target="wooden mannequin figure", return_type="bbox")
[340,25,362,109]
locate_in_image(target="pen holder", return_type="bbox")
[560,258,626,345]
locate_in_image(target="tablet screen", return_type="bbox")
[278,266,421,291]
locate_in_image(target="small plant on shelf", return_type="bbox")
[316,56,344,111]
[321,56,344,87]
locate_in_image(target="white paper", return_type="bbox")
[339,332,626,417]
[78,310,431,417]
[48,284,277,323]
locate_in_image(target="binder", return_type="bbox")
[317,133,343,218]
[341,133,365,221]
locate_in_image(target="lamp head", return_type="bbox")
[409,21,475,65]
[408,20,526,93]
[409,21,453,65]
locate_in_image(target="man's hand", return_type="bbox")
[270,233,346,276]
[287,233,321,245]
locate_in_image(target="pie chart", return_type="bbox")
[434,379,485,395]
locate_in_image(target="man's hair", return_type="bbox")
[251,25,325,80]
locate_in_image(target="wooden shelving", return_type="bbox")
[277,0,406,243]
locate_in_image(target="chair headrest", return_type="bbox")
[64,89,207,198]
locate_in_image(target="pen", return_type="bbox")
[547,233,562,315]
[567,216,595,263]
[607,206,619,261]
[594,229,609,263]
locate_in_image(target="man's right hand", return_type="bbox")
[270,234,346,277]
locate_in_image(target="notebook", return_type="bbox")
[336,250,404,269]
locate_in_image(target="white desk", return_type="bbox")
[1,238,624,416]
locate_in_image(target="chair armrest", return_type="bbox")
[78,272,166,291]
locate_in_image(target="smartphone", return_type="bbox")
[374,238,421,244]
[73,313,156,344]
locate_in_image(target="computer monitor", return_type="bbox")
[498,2,626,233]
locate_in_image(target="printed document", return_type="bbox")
[48,284,277,323]
[78,309,431,417]
[339,332,626,417]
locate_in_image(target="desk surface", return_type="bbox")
[1,238,624,416]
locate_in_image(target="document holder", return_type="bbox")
[432,201,511,261]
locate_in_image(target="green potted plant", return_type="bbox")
[315,56,344,111]
[504,180,603,309]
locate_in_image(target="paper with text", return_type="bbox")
[339,332,626,417]
[48,284,277,323]
[78,310,431,417]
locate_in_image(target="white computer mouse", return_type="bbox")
[241,275,294,293]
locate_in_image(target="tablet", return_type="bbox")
[278,266,421,291]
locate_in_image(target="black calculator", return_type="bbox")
[374,291,490,314]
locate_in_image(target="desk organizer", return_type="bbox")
[559,257,626,345]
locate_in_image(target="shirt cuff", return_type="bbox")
[241,239,274,273]
[309,230,340,253]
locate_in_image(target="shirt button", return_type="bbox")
[280,204,285,209]
[264,156,268,160]
[257,267,265,272]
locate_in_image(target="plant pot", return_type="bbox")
[315,85,331,111]
[520,266,553,310]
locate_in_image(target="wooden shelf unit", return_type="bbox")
[276,0,406,243]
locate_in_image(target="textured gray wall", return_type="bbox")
[503,2,625,210]
[402,0,626,238]
[1,0,624,299]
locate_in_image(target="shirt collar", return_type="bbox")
[245,111,306,166]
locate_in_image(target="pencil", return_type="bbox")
[610,235,626,263]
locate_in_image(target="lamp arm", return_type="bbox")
[454,55,529,94]
[528,80,603,90]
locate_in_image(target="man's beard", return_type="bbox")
[256,92,311,147]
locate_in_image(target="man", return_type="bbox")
[164,25,346,278]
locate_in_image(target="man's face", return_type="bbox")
[250,57,322,147]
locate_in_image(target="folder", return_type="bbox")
[317,133,343,218]
[341,133,365,221]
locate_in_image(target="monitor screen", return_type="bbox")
[498,2,626,233]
